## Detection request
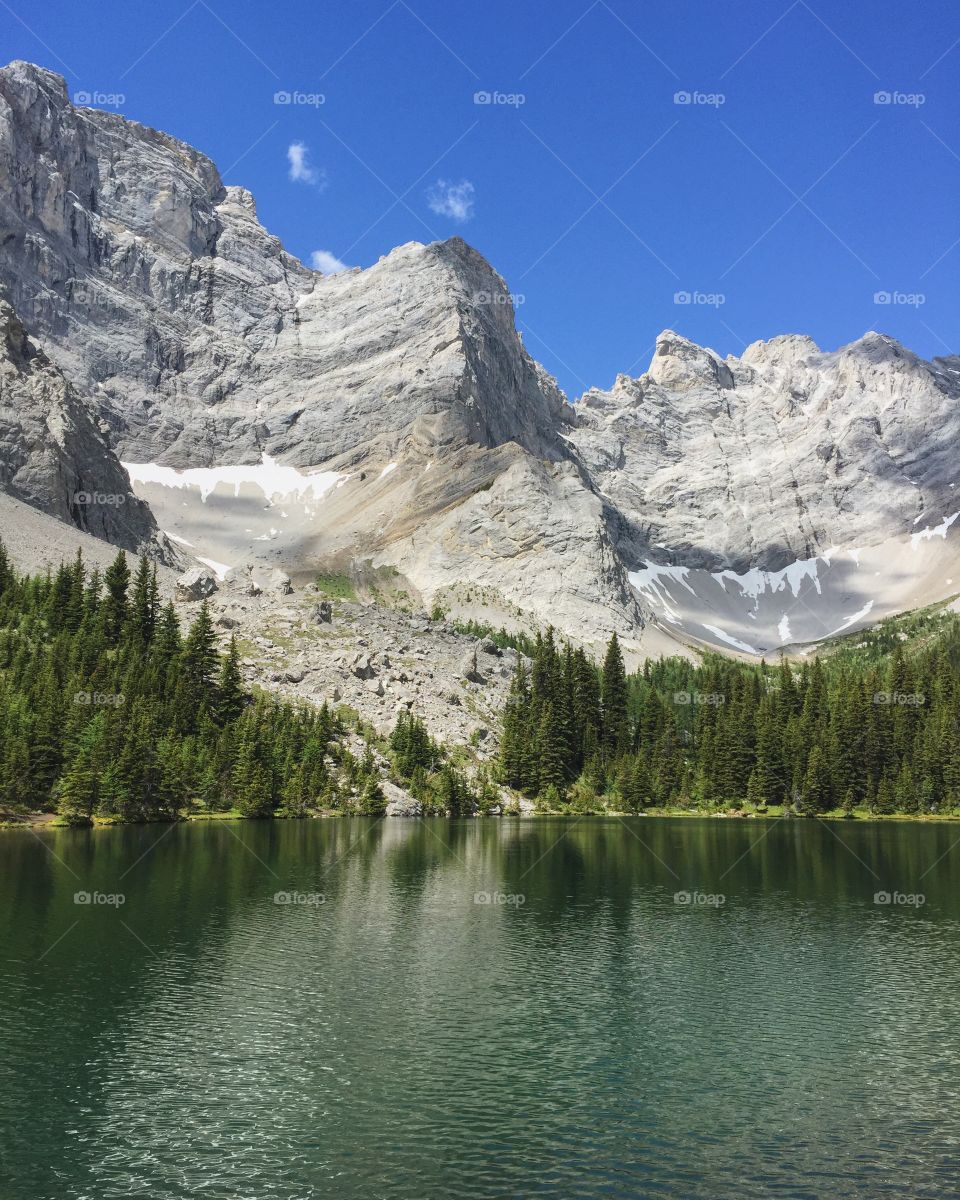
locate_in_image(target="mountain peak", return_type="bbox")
[1,60,69,104]
[741,334,820,366]
[645,330,732,391]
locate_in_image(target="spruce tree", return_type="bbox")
[601,633,630,755]
[102,550,130,645]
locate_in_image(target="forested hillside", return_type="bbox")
[0,540,382,823]
[499,618,960,815]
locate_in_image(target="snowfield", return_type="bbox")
[629,529,960,658]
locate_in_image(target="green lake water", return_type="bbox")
[2,815,959,1198]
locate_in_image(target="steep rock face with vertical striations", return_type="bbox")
[0,298,159,551]
[0,60,570,468]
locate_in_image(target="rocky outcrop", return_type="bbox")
[383,781,422,818]
[175,566,217,602]
[0,298,159,551]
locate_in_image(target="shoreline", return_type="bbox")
[4,807,959,832]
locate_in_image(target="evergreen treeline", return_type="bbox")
[498,626,960,815]
[3,533,959,824]
[0,541,382,823]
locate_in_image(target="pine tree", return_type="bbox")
[601,633,629,755]
[797,745,831,816]
[102,550,130,645]
[128,555,158,646]
[216,636,246,724]
[537,702,567,796]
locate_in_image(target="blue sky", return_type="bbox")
[6,0,960,397]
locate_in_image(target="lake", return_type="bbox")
[2,816,959,1198]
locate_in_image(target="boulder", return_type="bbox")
[351,654,377,681]
[384,780,422,818]
[268,568,293,595]
[224,565,262,596]
[310,600,333,624]
[176,567,218,602]
[459,648,483,683]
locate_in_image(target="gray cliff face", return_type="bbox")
[0,60,310,465]
[0,59,957,656]
[0,61,569,470]
[571,330,960,573]
[0,299,158,550]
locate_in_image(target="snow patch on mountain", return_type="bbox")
[701,624,758,655]
[911,512,960,549]
[123,456,343,505]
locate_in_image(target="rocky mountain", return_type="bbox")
[0,58,957,659]
[572,330,960,572]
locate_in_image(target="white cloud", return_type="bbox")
[311,250,350,274]
[427,178,475,222]
[287,141,325,187]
